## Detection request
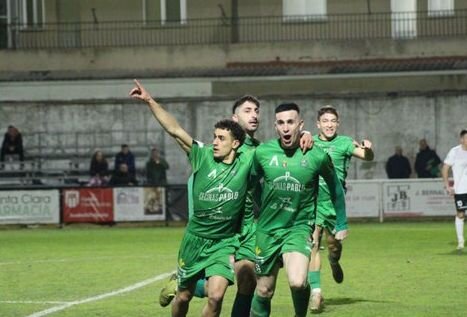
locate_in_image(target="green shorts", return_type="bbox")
[255,225,313,276]
[177,230,239,289]
[235,220,256,262]
[316,188,337,232]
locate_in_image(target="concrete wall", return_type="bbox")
[1,92,465,184]
[2,38,467,73]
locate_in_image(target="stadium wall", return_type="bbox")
[1,88,466,182]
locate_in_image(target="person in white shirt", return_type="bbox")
[442,129,467,250]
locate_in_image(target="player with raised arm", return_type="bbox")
[130,80,254,317]
[308,105,374,313]
[159,96,313,317]
[250,103,347,317]
[442,129,467,251]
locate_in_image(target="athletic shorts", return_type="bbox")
[177,230,239,289]
[454,193,467,212]
[254,225,313,276]
[235,220,256,262]
[315,188,337,232]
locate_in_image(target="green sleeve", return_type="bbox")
[320,153,348,231]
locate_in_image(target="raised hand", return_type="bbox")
[129,79,152,103]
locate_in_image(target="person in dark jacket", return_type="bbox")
[415,139,441,178]
[88,150,109,186]
[109,163,138,186]
[114,144,136,176]
[1,125,24,164]
[386,146,412,178]
[145,147,169,186]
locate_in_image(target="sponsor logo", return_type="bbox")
[272,172,304,192]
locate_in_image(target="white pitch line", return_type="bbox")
[0,301,70,304]
[26,271,175,317]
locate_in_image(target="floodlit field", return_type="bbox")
[0,222,466,317]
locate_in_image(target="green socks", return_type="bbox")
[308,271,321,290]
[250,293,271,317]
[193,279,206,298]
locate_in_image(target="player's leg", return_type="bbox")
[308,226,324,313]
[283,251,311,317]
[231,259,256,317]
[201,275,229,317]
[231,221,257,317]
[250,230,282,317]
[455,210,465,250]
[326,229,344,283]
[160,277,207,307]
[250,264,280,317]
[171,281,196,317]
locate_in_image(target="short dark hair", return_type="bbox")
[275,102,300,114]
[317,105,339,120]
[232,95,260,114]
[121,144,129,148]
[214,119,246,146]
[460,129,467,137]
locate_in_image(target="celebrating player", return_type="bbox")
[308,105,374,312]
[250,102,347,317]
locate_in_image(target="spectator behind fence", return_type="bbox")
[145,147,169,186]
[385,146,412,179]
[88,150,110,186]
[109,163,138,186]
[415,138,441,178]
[1,125,24,168]
[114,144,136,176]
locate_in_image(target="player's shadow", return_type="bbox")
[436,243,466,256]
[325,297,392,307]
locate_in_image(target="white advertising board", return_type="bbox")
[113,187,166,221]
[345,181,380,218]
[382,180,453,217]
[0,190,60,224]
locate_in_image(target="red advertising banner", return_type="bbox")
[62,188,114,223]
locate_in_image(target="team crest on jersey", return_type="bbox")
[300,159,308,167]
[282,161,287,168]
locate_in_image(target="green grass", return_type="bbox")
[0,222,466,317]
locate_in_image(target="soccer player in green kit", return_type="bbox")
[308,105,374,313]
[130,80,254,317]
[161,96,313,316]
[250,103,348,317]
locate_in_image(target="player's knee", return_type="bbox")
[175,291,192,304]
[255,284,274,298]
[206,292,224,308]
[288,276,307,290]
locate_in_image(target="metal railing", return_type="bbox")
[3,10,467,49]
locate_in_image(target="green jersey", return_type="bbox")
[187,136,260,222]
[313,134,355,183]
[186,141,254,239]
[238,135,261,224]
[252,139,347,233]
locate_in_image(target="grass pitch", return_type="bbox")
[0,222,466,317]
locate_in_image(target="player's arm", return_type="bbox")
[319,154,348,240]
[441,163,454,196]
[129,80,193,153]
[352,139,374,161]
